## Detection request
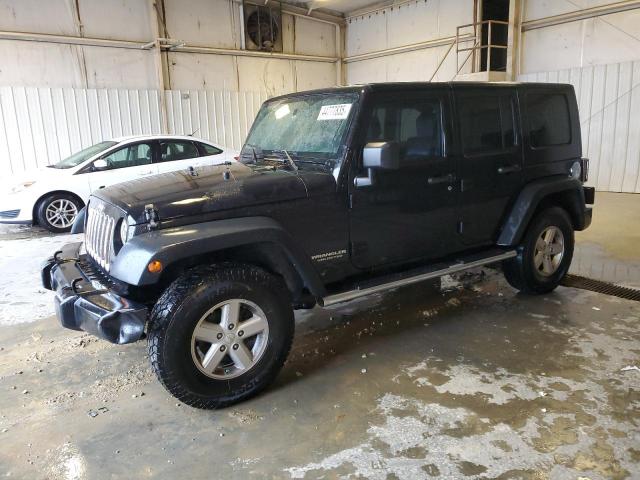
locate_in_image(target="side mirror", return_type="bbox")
[363,142,400,170]
[93,159,108,171]
[355,141,399,187]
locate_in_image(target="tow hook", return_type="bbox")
[144,204,159,230]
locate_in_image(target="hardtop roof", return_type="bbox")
[267,81,573,102]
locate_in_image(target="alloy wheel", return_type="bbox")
[191,299,269,380]
[533,226,565,277]
[45,199,78,229]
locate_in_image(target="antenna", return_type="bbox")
[188,127,200,137]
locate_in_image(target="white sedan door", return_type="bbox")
[87,141,158,191]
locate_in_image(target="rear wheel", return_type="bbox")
[36,193,82,233]
[503,207,574,294]
[148,264,294,409]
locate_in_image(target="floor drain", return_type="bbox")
[561,274,640,301]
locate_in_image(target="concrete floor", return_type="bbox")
[0,193,638,479]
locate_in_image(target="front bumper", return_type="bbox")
[0,189,35,224]
[42,242,148,344]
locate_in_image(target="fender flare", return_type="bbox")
[497,176,586,246]
[109,216,326,296]
[71,206,86,234]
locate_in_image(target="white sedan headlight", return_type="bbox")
[10,181,36,194]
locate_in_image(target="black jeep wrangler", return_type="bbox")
[42,82,594,409]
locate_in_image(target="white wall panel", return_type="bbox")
[385,1,440,49]
[0,42,86,88]
[345,0,474,84]
[293,16,337,57]
[0,0,77,35]
[0,86,266,175]
[346,11,387,56]
[163,0,239,48]
[164,89,268,150]
[524,0,634,22]
[346,56,388,84]
[79,0,153,41]
[167,53,238,90]
[82,46,157,89]
[521,9,640,74]
[294,61,337,91]
[519,61,640,193]
[236,57,295,96]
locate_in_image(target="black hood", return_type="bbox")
[93,162,313,224]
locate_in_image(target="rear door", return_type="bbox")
[155,139,203,173]
[455,87,523,246]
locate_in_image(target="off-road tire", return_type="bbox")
[147,264,294,409]
[502,207,574,294]
[36,193,82,233]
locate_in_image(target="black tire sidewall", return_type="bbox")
[520,208,574,293]
[36,193,82,233]
[152,268,293,406]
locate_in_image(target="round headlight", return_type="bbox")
[569,161,581,180]
[119,218,130,245]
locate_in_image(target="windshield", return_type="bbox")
[50,141,118,169]
[242,92,359,166]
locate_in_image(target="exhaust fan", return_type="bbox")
[243,2,283,52]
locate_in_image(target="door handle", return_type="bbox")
[497,164,522,174]
[138,170,154,176]
[427,173,455,185]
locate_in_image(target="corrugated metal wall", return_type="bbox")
[519,60,640,193]
[0,87,268,174]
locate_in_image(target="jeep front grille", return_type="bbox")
[85,204,117,271]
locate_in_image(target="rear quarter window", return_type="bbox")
[527,93,571,148]
[199,143,222,155]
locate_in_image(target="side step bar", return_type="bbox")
[320,250,517,307]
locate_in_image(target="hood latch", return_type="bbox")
[144,204,159,230]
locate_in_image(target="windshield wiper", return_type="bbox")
[240,144,261,163]
[269,149,298,172]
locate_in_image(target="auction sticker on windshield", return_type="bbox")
[317,104,352,121]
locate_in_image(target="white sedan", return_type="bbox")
[0,135,238,232]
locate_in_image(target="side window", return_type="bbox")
[527,93,571,147]
[364,97,443,164]
[158,141,199,163]
[459,94,517,154]
[99,143,152,170]
[198,143,222,156]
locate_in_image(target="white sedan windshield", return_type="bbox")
[51,141,118,169]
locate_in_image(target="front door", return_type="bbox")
[87,141,158,191]
[455,87,524,246]
[349,88,459,269]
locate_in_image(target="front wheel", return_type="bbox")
[147,264,294,409]
[36,193,82,233]
[503,207,574,294]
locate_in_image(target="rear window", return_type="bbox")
[527,93,571,147]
